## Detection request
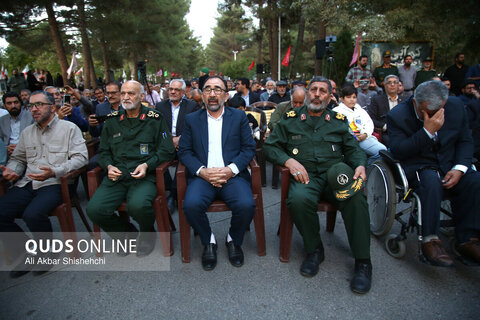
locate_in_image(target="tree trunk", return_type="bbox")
[77,0,91,89]
[267,0,278,80]
[100,32,111,83]
[45,3,68,83]
[289,7,305,78]
[314,19,326,76]
[256,18,263,80]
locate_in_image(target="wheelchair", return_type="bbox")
[365,150,457,262]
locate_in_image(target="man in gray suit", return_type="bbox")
[0,92,33,156]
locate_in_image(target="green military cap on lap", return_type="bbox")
[327,162,364,201]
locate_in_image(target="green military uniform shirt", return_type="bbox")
[415,69,436,87]
[98,105,175,183]
[264,105,367,173]
[373,64,399,87]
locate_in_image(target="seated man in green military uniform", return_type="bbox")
[264,76,372,294]
[87,80,175,257]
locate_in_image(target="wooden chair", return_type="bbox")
[87,161,174,257]
[0,167,90,261]
[277,166,337,262]
[250,101,277,134]
[176,159,266,263]
[245,106,268,187]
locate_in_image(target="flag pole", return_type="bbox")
[278,15,281,80]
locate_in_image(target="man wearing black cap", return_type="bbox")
[373,50,399,87]
[268,80,290,104]
[415,57,436,87]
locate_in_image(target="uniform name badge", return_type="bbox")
[140,144,149,155]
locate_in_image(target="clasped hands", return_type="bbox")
[199,167,234,187]
[107,163,148,181]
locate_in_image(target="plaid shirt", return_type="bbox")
[345,66,373,82]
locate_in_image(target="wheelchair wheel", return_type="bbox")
[366,160,397,237]
[385,234,406,258]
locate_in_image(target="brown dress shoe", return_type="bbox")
[457,239,480,264]
[421,239,454,267]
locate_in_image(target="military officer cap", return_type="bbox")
[423,56,433,62]
[327,162,364,201]
[383,51,391,58]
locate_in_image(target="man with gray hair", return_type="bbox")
[260,80,276,101]
[388,80,480,266]
[268,86,307,131]
[0,90,88,278]
[265,76,372,294]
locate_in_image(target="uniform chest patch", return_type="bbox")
[140,144,149,155]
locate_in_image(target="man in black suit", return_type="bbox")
[388,80,480,266]
[367,75,404,146]
[233,77,260,106]
[155,79,199,212]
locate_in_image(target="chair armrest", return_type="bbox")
[155,160,176,194]
[87,166,103,199]
[176,162,187,200]
[277,165,291,199]
[60,166,87,206]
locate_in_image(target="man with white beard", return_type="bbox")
[264,76,372,294]
[87,80,175,257]
[260,80,276,101]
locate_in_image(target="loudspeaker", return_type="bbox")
[256,64,263,73]
[315,39,326,59]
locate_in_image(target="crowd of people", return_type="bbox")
[0,51,479,295]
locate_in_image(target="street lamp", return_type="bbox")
[232,50,238,61]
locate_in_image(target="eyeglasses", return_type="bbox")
[27,102,52,109]
[203,87,225,95]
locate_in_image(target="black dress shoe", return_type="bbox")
[225,239,244,267]
[136,229,156,257]
[202,244,217,271]
[300,242,325,277]
[350,262,372,294]
[117,223,139,257]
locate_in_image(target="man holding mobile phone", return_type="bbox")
[88,81,123,138]
[45,86,88,132]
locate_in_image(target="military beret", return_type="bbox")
[327,162,364,201]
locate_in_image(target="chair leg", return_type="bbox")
[178,200,191,263]
[326,210,337,233]
[55,205,80,258]
[272,165,280,189]
[154,197,173,257]
[93,224,102,257]
[256,151,266,187]
[168,212,176,232]
[253,197,266,256]
[279,207,294,263]
[72,196,93,236]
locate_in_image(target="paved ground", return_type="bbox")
[1,164,479,320]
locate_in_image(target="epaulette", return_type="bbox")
[334,112,345,121]
[283,110,298,119]
[107,111,120,118]
[146,109,161,120]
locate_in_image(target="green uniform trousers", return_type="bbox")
[286,174,370,259]
[87,178,157,238]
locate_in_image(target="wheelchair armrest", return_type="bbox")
[379,150,400,165]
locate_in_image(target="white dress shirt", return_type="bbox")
[170,101,181,136]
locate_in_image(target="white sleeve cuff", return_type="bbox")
[452,165,468,174]
[423,127,435,139]
[228,163,239,176]
[196,166,205,176]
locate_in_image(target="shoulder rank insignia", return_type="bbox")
[335,113,345,121]
[107,111,119,118]
[147,110,161,119]
[284,110,297,119]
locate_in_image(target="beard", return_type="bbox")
[8,107,21,117]
[122,98,140,110]
[307,98,328,113]
[204,96,224,112]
